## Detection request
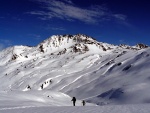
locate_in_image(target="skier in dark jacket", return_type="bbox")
[82,100,86,106]
[71,97,76,106]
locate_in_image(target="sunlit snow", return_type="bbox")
[0,34,150,112]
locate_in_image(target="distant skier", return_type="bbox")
[82,100,86,106]
[71,97,76,106]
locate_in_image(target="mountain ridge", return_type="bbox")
[1,34,148,56]
[0,34,150,106]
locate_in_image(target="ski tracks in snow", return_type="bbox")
[0,105,35,111]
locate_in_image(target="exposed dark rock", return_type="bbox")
[27,85,31,89]
[136,43,148,49]
[39,45,44,53]
[11,54,19,60]
[105,60,115,66]
[122,64,132,71]
[25,56,28,58]
[57,48,67,55]
[117,62,122,66]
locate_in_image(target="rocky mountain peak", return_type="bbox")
[37,34,113,54]
[136,43,149,49]
[41,34,97,45]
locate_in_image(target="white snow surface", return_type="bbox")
[0,34,150,112]
[0,104,150,113]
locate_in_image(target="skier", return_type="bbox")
[71,97,76,106]
[82,100,86,106]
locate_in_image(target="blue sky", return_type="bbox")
[0,0,150,50]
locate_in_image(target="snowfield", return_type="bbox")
[1,104,150,113]
[0,34,150,112]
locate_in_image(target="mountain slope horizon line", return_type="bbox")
[2,34,149,52]
[26,34,149,49]
[0,34,148,64]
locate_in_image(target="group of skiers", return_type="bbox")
[71,97,86,106]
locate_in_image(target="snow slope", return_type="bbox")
[0,105,150,113]
[0,34,150,108]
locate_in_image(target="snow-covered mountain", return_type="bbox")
[0,34,150,106]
